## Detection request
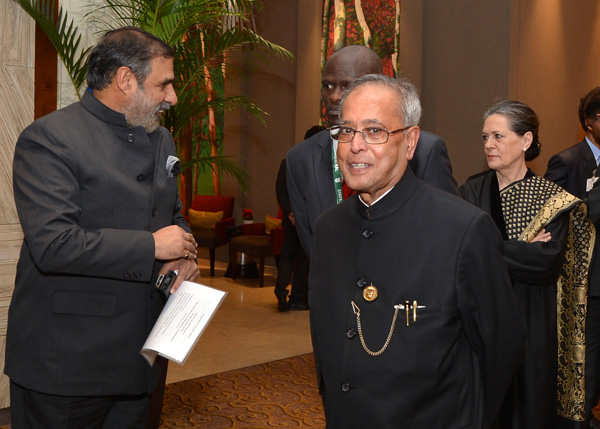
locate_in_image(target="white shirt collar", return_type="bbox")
[358,186,395,207]
[585,136,600,165]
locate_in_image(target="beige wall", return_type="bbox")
[403,0,600,185]
[0,0,33,408]
[509,0,600,176]
[294,1,324,144]
[402,0,512,185]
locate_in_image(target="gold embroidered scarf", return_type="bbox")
[501,175,595,422]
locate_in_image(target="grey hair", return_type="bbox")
[483,100,541,161]
[339,74,422,128]
[87,26,174,90]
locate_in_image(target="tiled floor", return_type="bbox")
[166,259,313,384]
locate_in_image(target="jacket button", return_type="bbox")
[356,278,366,288]
[152,208,157,217]
[127,133,135,142]
[137,174,145,181]
[341,382,351,392]
[362,229,373,238]
[346,328,356,339]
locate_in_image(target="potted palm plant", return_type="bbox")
[13,0,293,209]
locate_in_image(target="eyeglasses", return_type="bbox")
[329,125,412,144]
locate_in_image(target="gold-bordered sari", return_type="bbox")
[502,175,595,422]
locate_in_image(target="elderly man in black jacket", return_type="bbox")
[309,74,525,428]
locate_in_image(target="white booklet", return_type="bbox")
[141,280,227,366]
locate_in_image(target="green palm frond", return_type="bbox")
[181,156,252,193]
[12,0,91,98]
[90,0,225,44]
[203,27,293,65]
[166,92,268,139]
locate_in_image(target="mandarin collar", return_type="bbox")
[355,167,419,220]
[80,89,131,128]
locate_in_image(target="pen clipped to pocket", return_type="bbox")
[156,270,178,300]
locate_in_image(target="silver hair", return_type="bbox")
[483,100,541,161]
[339,74,422,128]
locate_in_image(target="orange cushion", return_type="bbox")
[265,215,282,235]
[189,209,223,229]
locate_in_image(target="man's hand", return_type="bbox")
[289,212,295,226]
[531,229,552,243]
[153,225,197,260]
[159,259,200,294]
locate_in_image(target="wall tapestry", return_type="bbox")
[321,0,401,77]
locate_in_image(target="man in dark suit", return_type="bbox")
[8,27,199,427]
[586,178,600,429]
[544,87,600,199]
[287,45,459,255]
[309,73,524,427]
[274,126,324,312]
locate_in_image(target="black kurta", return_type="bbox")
[310,169,525,428]
[461,170,569,429]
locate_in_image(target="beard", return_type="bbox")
[124,87,171,133]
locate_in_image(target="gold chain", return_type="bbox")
[351,301,400,357]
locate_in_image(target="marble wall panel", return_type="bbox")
[0,0,34,410]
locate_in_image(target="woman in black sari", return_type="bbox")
[461,101,594,428]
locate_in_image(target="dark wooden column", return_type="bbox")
[34,20,58,119]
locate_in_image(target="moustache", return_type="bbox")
[156,102,171,113]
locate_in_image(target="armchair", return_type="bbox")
[229,217,283,287]
[188,195,235,276]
